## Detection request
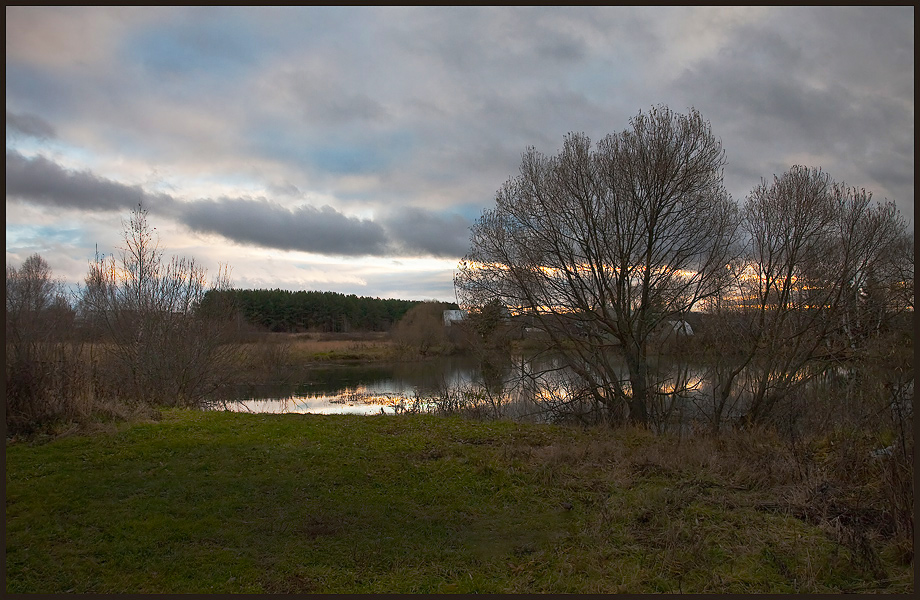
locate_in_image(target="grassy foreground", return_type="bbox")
[5,410,912,593]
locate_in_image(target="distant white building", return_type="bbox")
[664,320,694,336]
[443,309,466,326]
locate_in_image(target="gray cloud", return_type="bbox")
[178,197,390,257]
[300,90,388,125]
[179,198,472,258]
[267,181,304,198]
[6,152,473,258]
[380,206,471,258]
[6,111,56,139]
[360,267,460,302]
[4,7,913,300]
[5,150,172,212]
[669,8,914,219]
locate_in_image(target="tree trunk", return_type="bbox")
[626,345,650,426]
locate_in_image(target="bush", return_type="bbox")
[391,301,455,357]
[5,255,91,433]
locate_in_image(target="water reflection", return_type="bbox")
[214,353,883,431]
[217,354,710,420]
[229,393,400,415]
[218,357,480,415]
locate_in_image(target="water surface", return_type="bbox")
[220,357,481,415]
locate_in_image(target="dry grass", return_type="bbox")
[230,333,403,381]
[6,332,401,435]
[533,423,911,586]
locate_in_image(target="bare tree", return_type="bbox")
[6,254,71,344]
[455,106,740,427]
[79,204,239,407]
[702,166,910,429]
[6,254,80,429]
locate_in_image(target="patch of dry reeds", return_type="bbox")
[500,421,912,581]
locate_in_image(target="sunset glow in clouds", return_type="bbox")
[6,7,914,301]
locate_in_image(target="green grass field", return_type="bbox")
[5,409,912,593]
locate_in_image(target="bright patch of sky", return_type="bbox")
[6,224,83,250]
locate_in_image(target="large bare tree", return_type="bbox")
[455,106,740,426]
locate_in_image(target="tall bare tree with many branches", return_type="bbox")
[455,106,740,426]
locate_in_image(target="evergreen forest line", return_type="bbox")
[202,288,458,333]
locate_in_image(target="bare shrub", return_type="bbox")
[79,204,240,408]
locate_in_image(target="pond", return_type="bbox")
[215,353,711,422]
[213,353,892,431]
[216,352,703,424]
[217,356,484,415]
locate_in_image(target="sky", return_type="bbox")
[6,6,914,302]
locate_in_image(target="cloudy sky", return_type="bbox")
[6,6,914,302]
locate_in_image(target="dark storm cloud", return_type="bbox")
[6,111,56,139]
[676,32,858,148]
[178,197,391,257]
[5,150,172,212]
[380,207,471,258]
